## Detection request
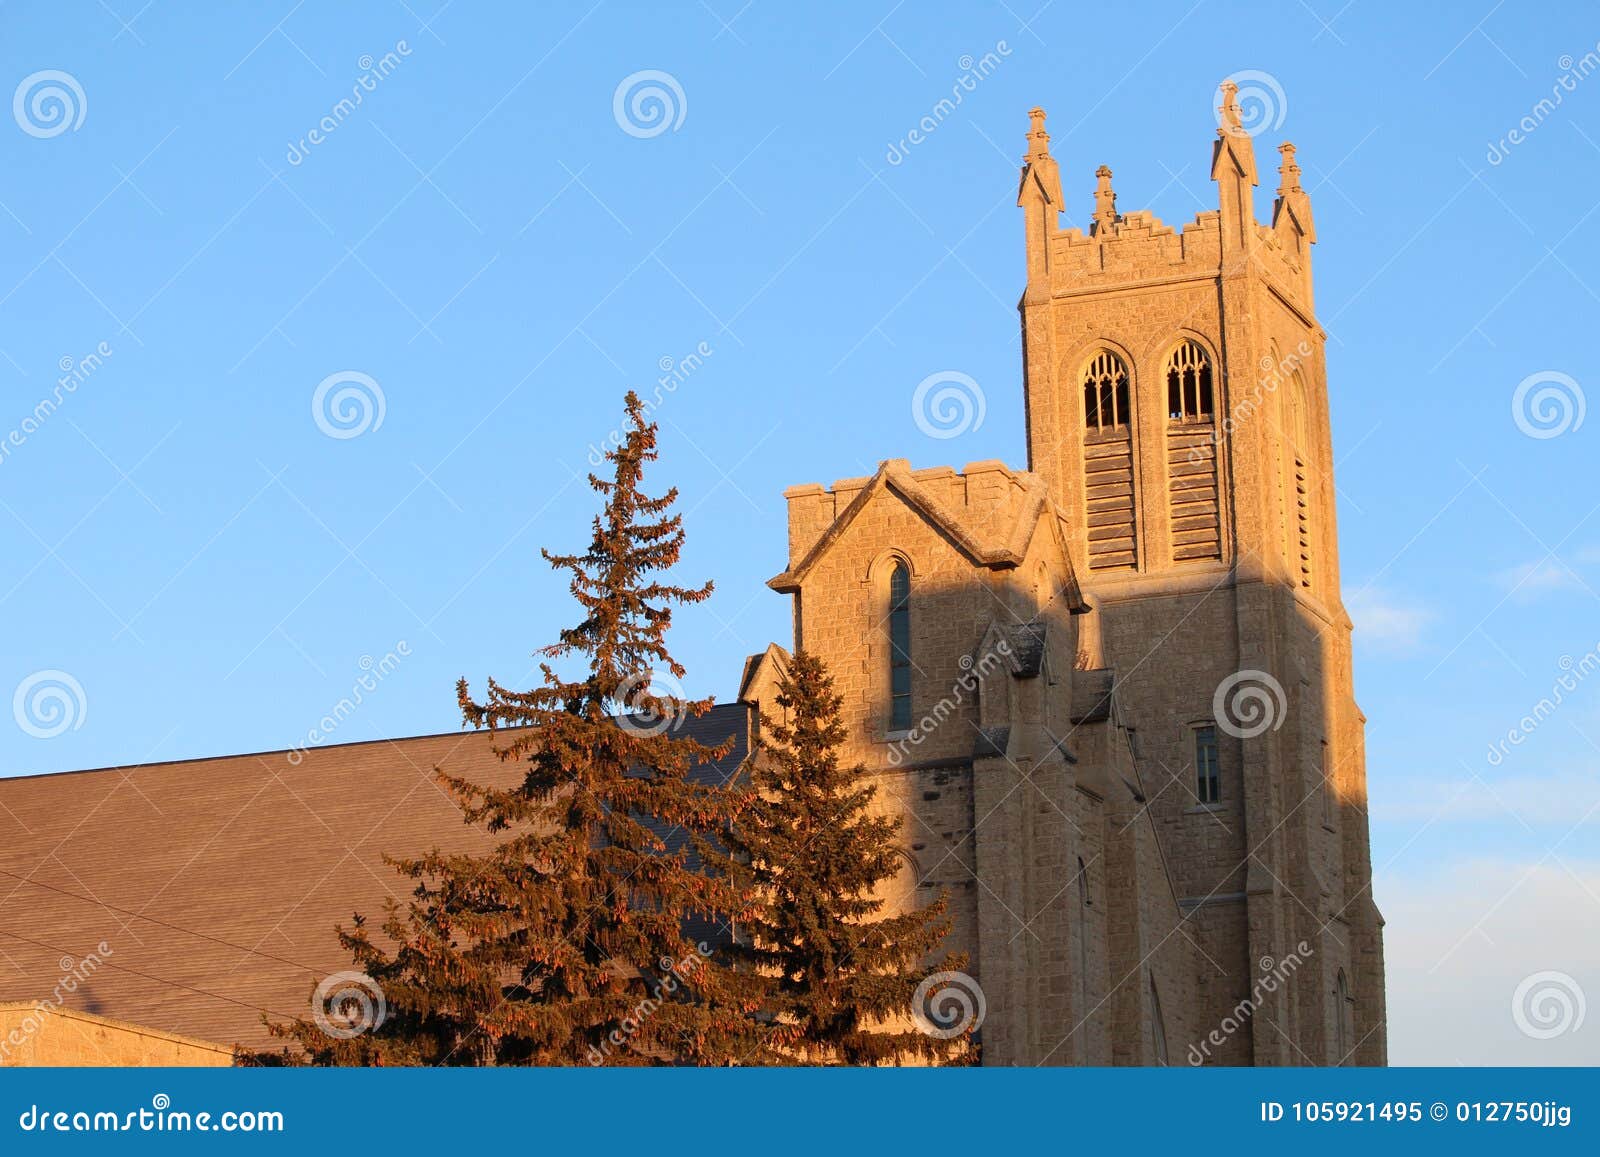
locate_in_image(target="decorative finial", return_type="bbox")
[1092,165,1118,232]
[1026,106,1051,161]
[1217,79,1243,136]
[1276,141,1302,196]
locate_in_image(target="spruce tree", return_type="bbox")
[719,650,975,1064]
[244,391,769,1066]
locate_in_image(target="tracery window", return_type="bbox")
[1166,339,1214,422]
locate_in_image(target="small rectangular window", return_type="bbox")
[1195,725,1220,803]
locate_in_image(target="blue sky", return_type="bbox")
[2,1,1597,1064]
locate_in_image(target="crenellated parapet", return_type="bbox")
[1017,88,1317,315]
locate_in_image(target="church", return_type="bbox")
[0,83,1385,1066]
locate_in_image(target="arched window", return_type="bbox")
[1081,351,1137,571]
[888,561,912,732]
[1083,349,1130,431]
[1291,373,1310,448]
[1165,340,1223,562]
[1166,340,1214,422]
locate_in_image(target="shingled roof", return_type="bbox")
[0,703,751,1052]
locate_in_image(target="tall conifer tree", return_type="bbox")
[246,392,769,1066]
[718,650,975,1064]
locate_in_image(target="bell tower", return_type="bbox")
[1015,84,1386,1064]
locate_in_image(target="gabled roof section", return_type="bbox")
[768,459,1083,601]
[737,642,792,704]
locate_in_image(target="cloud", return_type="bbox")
[1497,558,1587,600]
[1382,858,1599,1065]
[1346,587,1432,651]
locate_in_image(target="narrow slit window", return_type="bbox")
[1195,725,1220,803]
[1150,976,1169,1065]
[1321,740,1334,829]
[1166,340,1214,423]
[888,562,912,732]
[1335,969,1352,1063]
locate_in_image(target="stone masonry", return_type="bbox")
[751,84,1386,1065]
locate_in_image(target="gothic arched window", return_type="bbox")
[1082,350,1137,571]
[888,561,912,732]
[1166,340,1223,563]
[1083,349,1130,431]
[1166,340,1214,422]
[1291,373,1310,448]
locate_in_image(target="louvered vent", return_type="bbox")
[1082,351,1137,571]
[1165,340,1221,562]
[1168,427,1221,561]
[1294,454,1311,587]
[1289,374,1312,588]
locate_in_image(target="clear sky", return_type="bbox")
[2,1,1597,1065]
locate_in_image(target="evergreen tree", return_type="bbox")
[244,392,769,1066]
[718,650,975,1064]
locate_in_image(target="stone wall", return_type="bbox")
[0,1003,232,1067]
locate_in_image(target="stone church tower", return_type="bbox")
[753,84,1386,1065]
[0,83,1386,1068]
